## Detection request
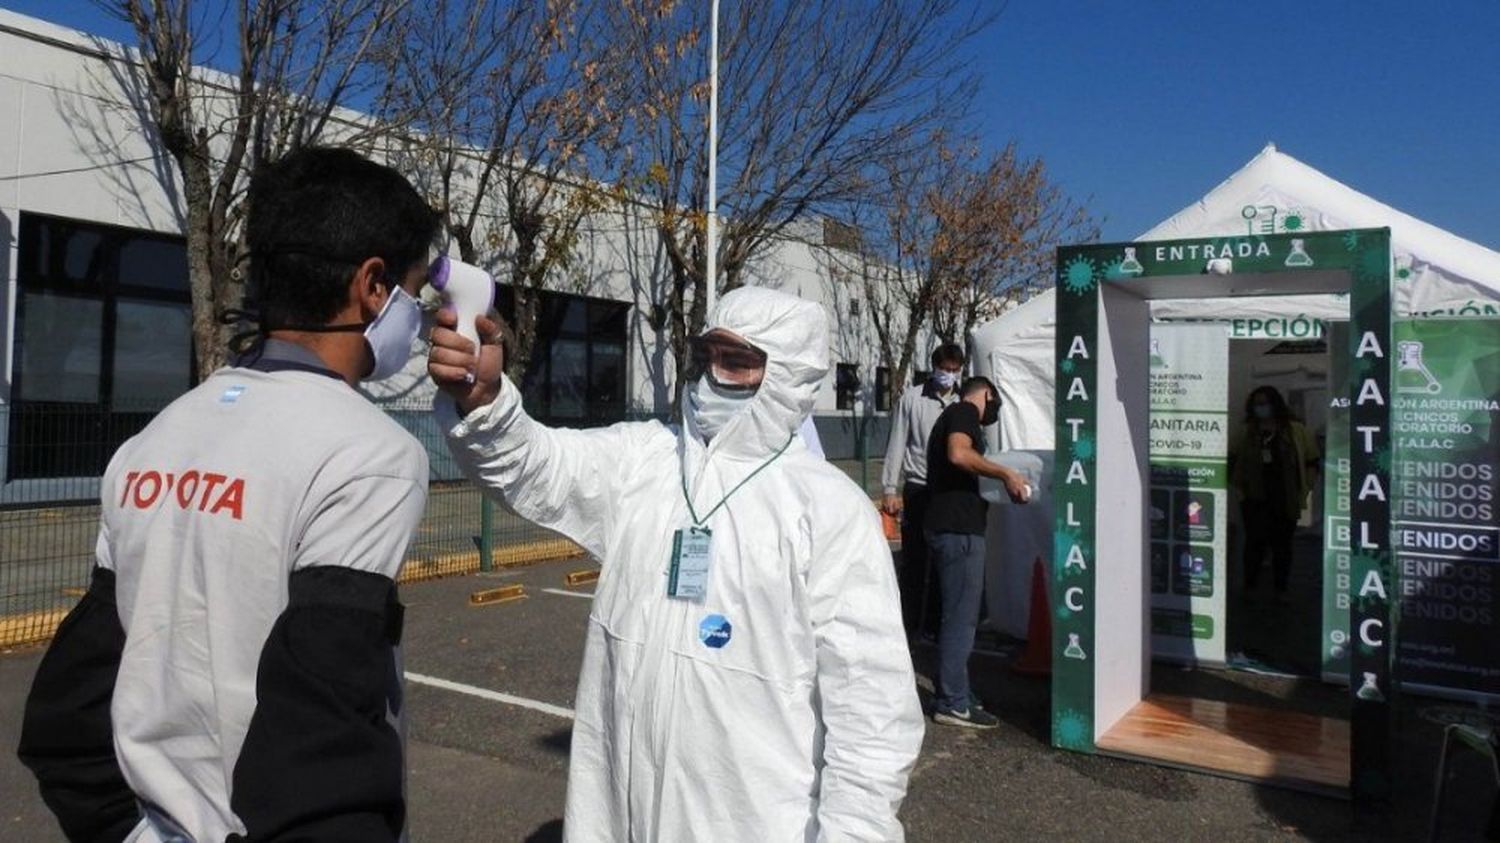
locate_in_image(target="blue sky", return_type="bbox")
[8,1,1499,249]
[958,1,1500,245]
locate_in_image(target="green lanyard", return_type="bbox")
[681,435,794,526]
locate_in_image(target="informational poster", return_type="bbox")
[1323,318,1500,701]
[1148,324,1229,665]
[1390,319,1500,699]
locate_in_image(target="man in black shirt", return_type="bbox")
[924,376,1029,728]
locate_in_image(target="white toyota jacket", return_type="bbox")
[441,286,924,841]
[19,342,427,842]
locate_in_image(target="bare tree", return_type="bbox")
[380,0,625,382]
[100,0,409,378]
[928,141,1097,346]
[609,0,989,402]
[822,136,1096,409]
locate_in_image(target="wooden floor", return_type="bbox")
[1096,694,1350,793]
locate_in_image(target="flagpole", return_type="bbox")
[704,0,720,319]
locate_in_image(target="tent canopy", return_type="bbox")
[975,143,1500,451]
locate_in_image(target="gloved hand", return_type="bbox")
[429,308,506,415]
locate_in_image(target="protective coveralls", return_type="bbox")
[439,286,924,841]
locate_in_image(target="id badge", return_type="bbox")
[668,527,712,600]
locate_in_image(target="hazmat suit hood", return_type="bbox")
[682,286,829,460]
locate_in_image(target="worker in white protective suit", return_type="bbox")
[428,285,924,841]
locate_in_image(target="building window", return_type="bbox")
[836,363,860,411]
[496,286,629,427]
[9,213,193,482]
[822,218,862,252]
[875,367,891,412]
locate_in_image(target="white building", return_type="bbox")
[0,9,925,500]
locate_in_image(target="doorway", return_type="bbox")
[1051,229,1395,802]
[1225,333,1333,678]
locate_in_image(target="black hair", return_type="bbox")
[931,343,966,369]
[246,146,439,330]
[961,375,998,402]
[1245,385,1293,423]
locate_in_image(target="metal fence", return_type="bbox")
[0,400,578,648]
[1,400,886,649]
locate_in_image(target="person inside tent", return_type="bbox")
[1231,385,1320,603]
[429,285,924,839]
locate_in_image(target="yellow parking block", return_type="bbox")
[492,538,585,568]
[564,568,601,587]
[0,607,70,648]
[399,540,586,585]
[470,583,527,606]
[399,551,481,584]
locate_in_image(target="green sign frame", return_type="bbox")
[1051,229,1394,801]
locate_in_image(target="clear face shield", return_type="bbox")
[687,330,768,392]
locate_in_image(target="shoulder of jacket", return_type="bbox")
[321,402,430,481]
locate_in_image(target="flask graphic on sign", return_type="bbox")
[1063,633,1088,661]
[1356,672,1384,702]
[1150,337,1168,369]
[1396,340,1442,394]
[1118,247,1144,276]
[1284,238,1314,267]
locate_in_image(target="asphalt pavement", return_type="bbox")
[3,557,1495,841]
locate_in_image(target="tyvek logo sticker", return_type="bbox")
[220,385,246,404]
[699,614,732,649]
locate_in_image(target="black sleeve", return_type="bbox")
[229,566,406,843]
[17,567,140,843]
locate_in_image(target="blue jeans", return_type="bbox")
[926,531,986,712]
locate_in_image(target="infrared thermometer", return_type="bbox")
[428,256,495,358]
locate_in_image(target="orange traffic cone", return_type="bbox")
[1010,556,1052,676]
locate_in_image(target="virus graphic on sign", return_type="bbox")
[1282,211,1305,231]
[1072,434,1096,461]
[1343,231,1361,252]
[1062,256,1097,294]
[1059,358,1076,374]
[1054,709,1091,751]
[1375,445,1393,474]
[1357,247,1388,284]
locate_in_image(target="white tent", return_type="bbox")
[973,143,1500,639]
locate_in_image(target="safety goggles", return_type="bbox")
[688,332,768,390]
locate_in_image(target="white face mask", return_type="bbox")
[688,377,756,440]
[934,370,959,390]
[363,286,423,381]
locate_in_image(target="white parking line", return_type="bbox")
[541,588,594,600]
[404,671,575,720]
